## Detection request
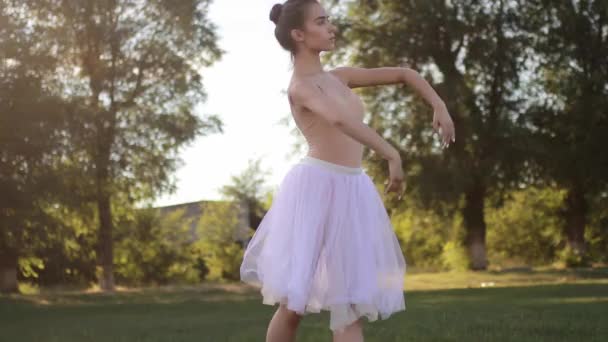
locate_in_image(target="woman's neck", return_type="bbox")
[293,49,324,78]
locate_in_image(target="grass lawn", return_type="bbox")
[1,267,607,342]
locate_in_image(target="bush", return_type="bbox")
[486,187,565,266]
[556,245,591,267]
[195,202,247,281]
[391,199,452,270]
[114,207,201,286]
[586,195,608,264]
[441,240,470,271]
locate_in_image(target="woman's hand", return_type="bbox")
[384,152,406,200]
[432,104,455,148]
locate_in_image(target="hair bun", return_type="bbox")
[269,3,283,25]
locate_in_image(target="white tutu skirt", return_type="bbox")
[240,156,406,332]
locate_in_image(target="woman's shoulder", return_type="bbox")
[287,78,319,104]
[327,67,351,86]
[289,70,346,99]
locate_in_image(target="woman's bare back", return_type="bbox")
[288,71,366,168]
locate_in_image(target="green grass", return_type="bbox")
[1,268,607,342]
[404,265,608,290]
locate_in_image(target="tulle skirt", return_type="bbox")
[240,156,406,332]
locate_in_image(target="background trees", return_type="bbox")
[324,0,607,270]
[1,0,606,293]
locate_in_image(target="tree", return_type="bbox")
[18,0,224,290]
[522,0,608,263]
[219,158,273,234]
[0,2,70,293]
[114,205,200,285]
[327,0,531,269]
[195,201,245,281]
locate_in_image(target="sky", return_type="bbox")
[153,0,303,207]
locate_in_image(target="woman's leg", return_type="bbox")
[266,304,303,342]
[332,319,364,342]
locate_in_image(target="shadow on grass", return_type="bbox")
[1,283,258,307]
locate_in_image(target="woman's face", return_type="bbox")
[294,3,337,52]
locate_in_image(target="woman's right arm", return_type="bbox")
[289,81,406,197]
[288,81,400,162]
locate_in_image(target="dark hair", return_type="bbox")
[269,0,318,56]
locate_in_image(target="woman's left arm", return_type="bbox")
[331,66,455,146]
[331,66,444,109]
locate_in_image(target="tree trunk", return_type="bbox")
[97,191,115,291]
[0,248,19,294]
[564,183,588,258]
[463,181,488,270]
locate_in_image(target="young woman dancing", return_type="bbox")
[240,1,455,341]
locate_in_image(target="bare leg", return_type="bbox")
[332,319,364,342]
[266,303,303,342]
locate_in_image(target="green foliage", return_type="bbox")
[195,202,245,281]
[18,257,44,280]
[0,2,74,292]
[261,190,275,212]
[325,0,535,270]
[441,241,470,272]
[114,206,201,286]
[486,187,565,266]
[33,203,98,286]
[390,195,473,271]
[393,185,603,271]
[523,0,608,190]
[391,199,450,270]
[556,245,590,268]
[16,281,40,295]
[521,0,608,258]
[3,0,607,289]
[1,0,225,289]
[323,0,608,269]
[587,195,608,263]
[220,158,273,230]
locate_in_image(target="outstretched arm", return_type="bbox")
[331,66,455,146]
[331,66,444,108]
